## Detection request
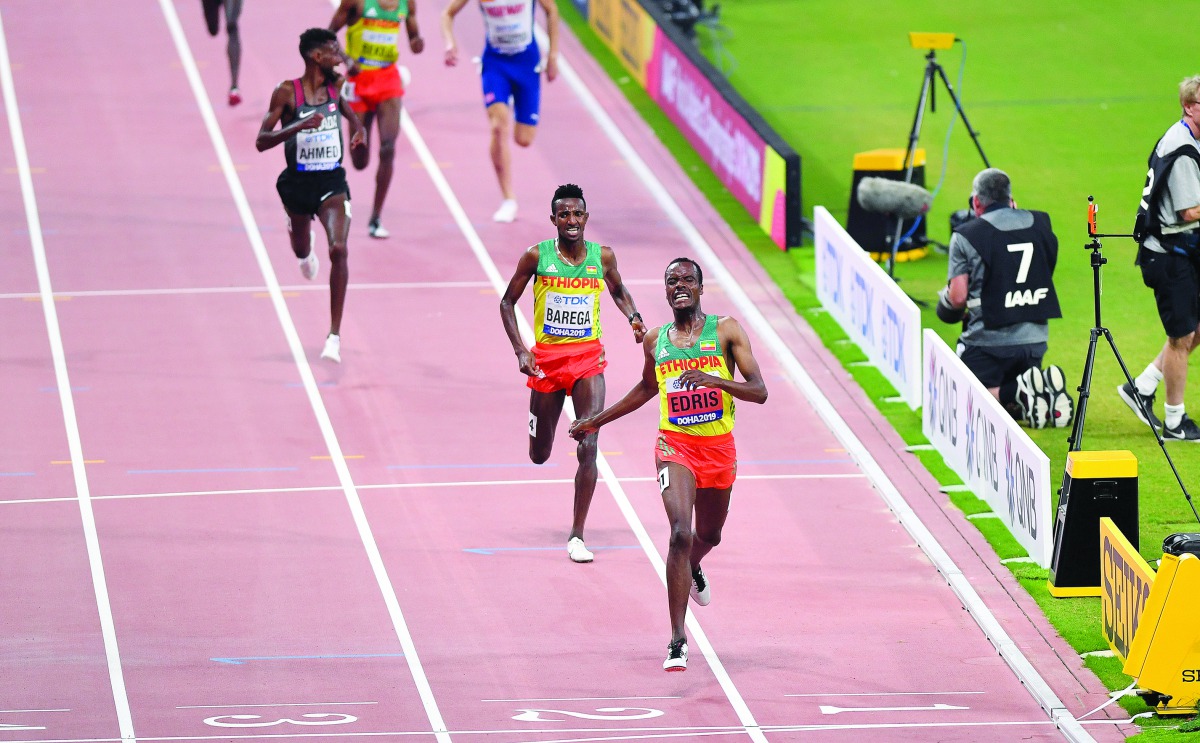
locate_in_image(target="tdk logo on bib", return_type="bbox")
[543,292,593,338]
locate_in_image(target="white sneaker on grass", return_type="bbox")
[320,334,341,363]
[492,199,518,223]
[567,537,594,563]
[1015,366,1051,429]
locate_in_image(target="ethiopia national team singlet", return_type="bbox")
[345,0,408,69]
[531,240,604,346]
[284,80,344,172]
[655,315,735,436]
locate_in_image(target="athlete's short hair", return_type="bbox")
[666,257,703,286]
[551,183,586,213]
[1180,75,1200,111]
[971,168,1011,208]
[299,28,338,60]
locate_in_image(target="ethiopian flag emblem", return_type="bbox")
[699,340,717,352]
[586,265,598,274]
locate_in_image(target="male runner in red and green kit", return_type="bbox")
[570,258,767,672]
[500,184,646,564]
[329,0,425,239]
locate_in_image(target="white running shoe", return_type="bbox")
[368,217,390,239]
[689,565,711,606]
[663,638,688,672]
[299,249,319,280]
[1042,365,1075,429]
[567,537,594,563]
[1015,366,1051,429]
[320,333,341,363]
[492,199,518,223]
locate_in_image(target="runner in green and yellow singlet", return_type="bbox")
[329,0,425,239]
[500,184,646,565]
[570,258,767,672]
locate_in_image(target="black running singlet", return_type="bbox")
[284,79,344,173]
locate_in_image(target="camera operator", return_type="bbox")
[935,168,1075,429]
[1120,74,1200,440]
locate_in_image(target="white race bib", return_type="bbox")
[541,291,594,338]
[295,114,342,172]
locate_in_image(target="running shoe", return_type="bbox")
[689,565,711,606]
[1015,366,1051,429]
[567,537,594,563]
[1163,414,1200,442]
[1117,381,1162,430]
[492,199,518,223]
[299,249,319,281]
[228,88,242,107]
[368,217,390,239]
[320,333,341,363]
[663,638,688,672]
[1041,365,1075,429]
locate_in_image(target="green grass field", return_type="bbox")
[561,2,1200,738]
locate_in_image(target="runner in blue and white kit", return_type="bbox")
[441,0,559,223]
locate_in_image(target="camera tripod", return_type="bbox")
[1066,199,1199,524]
[886,43,990,277]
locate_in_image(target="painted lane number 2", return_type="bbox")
[513,707,665,722]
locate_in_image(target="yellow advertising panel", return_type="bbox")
[588,0,655,87]
[757,147,785,245]
[1124,552,1200,714]
[1099,517,1153,661]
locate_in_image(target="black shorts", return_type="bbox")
[275,167,350,217]
[1139,248,1200,339]
[958,343,1047,389]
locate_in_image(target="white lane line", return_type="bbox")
[0,472,866,507]
[156,2,449,741]
[175,702,377,709]
[399,96,769,743]
[552,46,1093,743]
[785,691,984,698]
[0,278,667,301]
[0,281,494,300]
[0,718,1136,743]
[0,11,137,742]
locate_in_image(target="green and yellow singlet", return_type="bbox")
[346,0,408,70]
[531,240,604,346]
[654,314,735,436]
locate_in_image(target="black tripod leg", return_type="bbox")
[889,60,937,277]
[933,63,990,168]
[1065,328,1102,452]
[1103,328,1200,523]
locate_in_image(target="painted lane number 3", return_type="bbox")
[203,713,358,728]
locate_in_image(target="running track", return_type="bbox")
[0,1,1132,741]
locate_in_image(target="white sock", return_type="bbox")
[1165,402,1185,430]
[1135,364,1163,396]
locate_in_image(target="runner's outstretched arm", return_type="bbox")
[569,329,660,439]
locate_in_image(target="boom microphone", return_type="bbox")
[856,177,934,219]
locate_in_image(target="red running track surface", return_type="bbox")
[0,1,1130,741]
